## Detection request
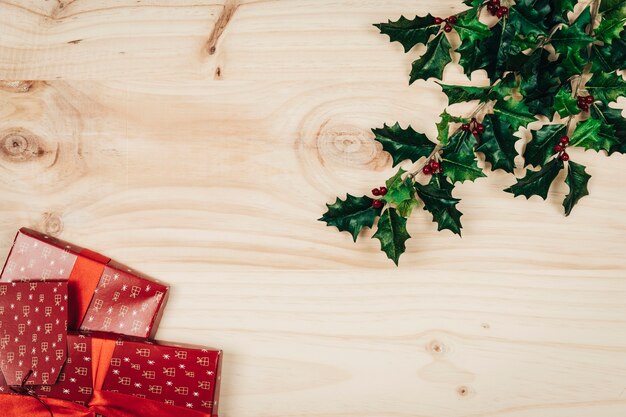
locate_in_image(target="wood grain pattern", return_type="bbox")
[1,1,625,416]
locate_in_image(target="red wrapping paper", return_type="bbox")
[0,333,222,417]
[0,229,169,338]
[0,281,68,386]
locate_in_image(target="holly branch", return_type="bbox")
[320,0,626,264]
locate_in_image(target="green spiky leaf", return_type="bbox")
[591,103,626,154]
[374,14,440,52]
[551,13,595,53]
[441,130,486,183]
[372,208,411,265]
[450,8,491,44]
[409,32,452,83]
[414,174,463,235]
[504,158,564,200]
[563,161,591,216]
[383,168,414,206]
[569,117,618,153]
[437,83,490,105]
[585,71,626,103]
[493,97,537,131]
[476,113,518,173]
[552,88,581,118]
[524,123,567,167]
[595,16,626,44]
[319,194,382,241]
[372,123,436,166]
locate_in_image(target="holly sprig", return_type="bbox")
[320,0,626,265]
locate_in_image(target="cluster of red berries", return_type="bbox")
[486,0,508,17]
[422,158,442,175]
[576,95,594,112]
[434,15,457,33]
[371,186,388,208]
[553,135,570,161]
[461,118,485,137]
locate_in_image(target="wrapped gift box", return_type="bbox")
[0,281,68,386]
[102,336,222,413]
[1,332,222,416]
[0,228,169,338]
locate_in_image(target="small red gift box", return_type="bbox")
[0,228,169,338]
[0,281,68,386]
[1,332,222,417]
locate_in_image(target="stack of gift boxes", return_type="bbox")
[0,228,222,416]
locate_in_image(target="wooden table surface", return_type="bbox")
[1,1,626,416]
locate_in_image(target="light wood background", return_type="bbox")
[1,0,626,416]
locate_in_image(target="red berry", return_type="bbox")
[560,152,570,161]
[580,104,589,112]
[496,6,508,17]
[447,16,458,24]
[491,0,500,5]
[430,161,441,171]
[434,17,443,24]
[559,135,569,145]
[422,165,433,175]
[372,199,383,209]
[379,186,388,196]
[461,123,470,131]
[372,188,381,196]
[488,5,498,15]
[477,123,485,133]
[554,144,563,153]
[444,24,452,33]
[472,128,479,136]
[586,95,594,104]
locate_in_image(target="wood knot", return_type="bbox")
[0,128,45,162]
[42,212,63,236]
[457,385,474,398]
[426,340,447,356]
[315,123,386,169]
[0,80,38,93]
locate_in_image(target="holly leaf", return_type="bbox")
[543,0,577,25]
[319,194,381,241]
[437,83,490,105]
[409,32,452,83]
[552,88,581,118]
[383,168,413,206]
[524,123,567,167]
[508,2,550,38]
[585,70,626,104]
[595,16,626,44]
[450,8,490,44]
[374,14,440,52]
[441,130,486,183]
[600,0,626,21]
[551,13,595,54]
[563,161,591,216]
[372,208,410,265]
[372,123,436,166]
[561,48,587,78]
[456,39,485,77]
[414,174,463,235]
[476,113,518,173]
[590,31,626,72]
[482,19,517,81]
[591,103,626,154]
[504,157,564,200]
[396,195,420,217]
[493,98,537,131]
[569,117,617,153]
[518,49,563,116]
[436,110,465,145]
